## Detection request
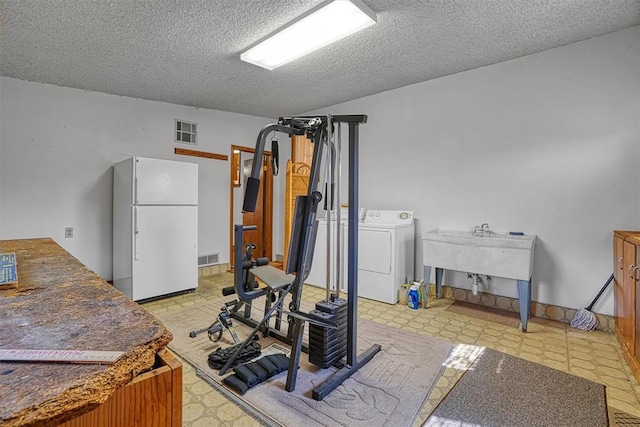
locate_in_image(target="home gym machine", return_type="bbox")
[188,241,269,344]
[213,114,381,400]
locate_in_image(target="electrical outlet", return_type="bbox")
[65,227,73,238]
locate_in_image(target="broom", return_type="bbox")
[570,274,614,331]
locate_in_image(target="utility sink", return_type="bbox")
[423,229,536,280]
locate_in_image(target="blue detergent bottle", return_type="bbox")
[408,284,419,309]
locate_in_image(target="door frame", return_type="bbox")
[229,144,273,267]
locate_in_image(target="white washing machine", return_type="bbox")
[358,210,414,304]
[306,209,414,305]
[306,208,363,293]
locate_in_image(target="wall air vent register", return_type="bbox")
[176,119,197,145]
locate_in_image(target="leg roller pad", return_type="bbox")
[223,353,290,394]
[234,363,266,387]
[264,353,289,372]
[256,355,279,376]
[222,374,250,395]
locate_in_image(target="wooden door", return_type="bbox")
[242,156,272,259]
[229,146,272,267]
[623,240,637,355]
[635,242,640,358]
[614,235,625,333]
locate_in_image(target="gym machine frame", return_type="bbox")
[224,114,381,400]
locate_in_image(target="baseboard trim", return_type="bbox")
[429,284,614,333]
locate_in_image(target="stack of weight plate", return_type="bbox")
[308,297,348,368]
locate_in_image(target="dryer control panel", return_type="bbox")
[364,210,414,225]
[328,207,366,221]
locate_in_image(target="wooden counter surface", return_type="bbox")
[0,238,173,426]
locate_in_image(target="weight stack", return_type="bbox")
[308,297,348,368]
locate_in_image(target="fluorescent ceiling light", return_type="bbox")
[241,0,376,70]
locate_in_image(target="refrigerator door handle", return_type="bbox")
[134,207,140,261]
[134,176,138,205]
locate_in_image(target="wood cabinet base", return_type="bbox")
[61,349,182,427]
[617,328,640,382]
[614,231,640,383]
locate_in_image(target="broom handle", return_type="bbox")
[586,274,614,311]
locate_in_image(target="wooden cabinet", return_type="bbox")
[614,234,634,353]
[614,235,624,338]
[633,242,640,358]
[60,349,182,427]
[614,231,640,381]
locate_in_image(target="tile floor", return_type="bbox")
[142,273,640,426]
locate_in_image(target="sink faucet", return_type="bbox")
[474,223,491,235]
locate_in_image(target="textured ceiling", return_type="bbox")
[1,1,639,118]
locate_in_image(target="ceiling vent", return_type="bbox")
[176,119,197,145]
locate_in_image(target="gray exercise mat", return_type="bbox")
[156,299,453,426]
[244,319,453,427]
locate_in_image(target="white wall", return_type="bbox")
[1,26,637,315]
[0,77,273,279]
[313,26,640,314]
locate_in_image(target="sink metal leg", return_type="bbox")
[435,268,443,299]
[423,266,432,297]
[517,279,531,332]
[423,266,443,299]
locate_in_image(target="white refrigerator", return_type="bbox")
[113,156,198,301]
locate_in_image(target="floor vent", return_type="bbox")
[613,411,640,427]
[198,253,219,267]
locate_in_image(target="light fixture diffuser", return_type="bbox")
[241,0,376,70]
